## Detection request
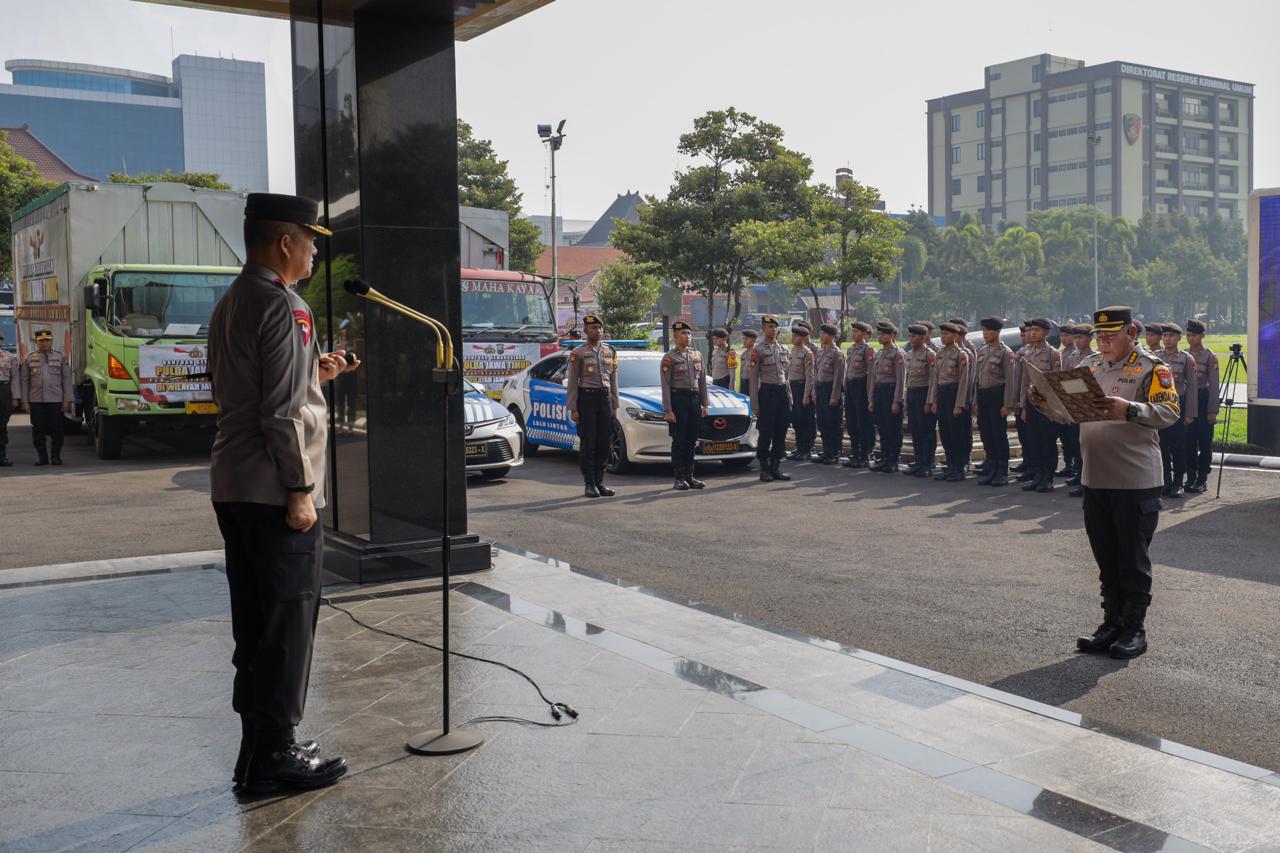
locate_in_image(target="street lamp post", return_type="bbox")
[538,120,566,331]
[1088,134,1102,311]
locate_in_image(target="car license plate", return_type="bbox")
[702,441,738,454]
[185,402,218,415]
[465,443,487,457]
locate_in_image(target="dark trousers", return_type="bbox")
[575,389,613,481]
[712,375,732,390]
[844,378,873,461]
[976,386,1009,464]
[1186,393,1213,482]
[1082,486,1162,609]
[1159,395,1189,487]
[934,384,962,468]
[30,401,65,454]
[873,383,902,463]
[669,389,701,473]
[214,501,323,732]
[755,383,790,464]
[905,386,935,468]
[1024,405,1058,477]
[0,383,10,456]
[790,380,815,451]
[814,381,842,458]
[1059,424,1081,472]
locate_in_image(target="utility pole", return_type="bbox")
[538,121,567,331]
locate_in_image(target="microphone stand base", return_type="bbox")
[405,728,485,756]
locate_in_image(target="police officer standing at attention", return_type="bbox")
[749,315,792,482]
[786,323,816,460]
[0,340,14,467]
[566,314,620,498]
[842,321,876,468]
[901,324,937,477]
[1032,306,1179,659]
[709,328,735,390]
[15,329,73,466]
[1157,323,1197,498]
[1017,317,1062,493]
[974,317,1014,486]
[662,320,709,490]
[1183,319,1218,493]
[928,322,971,480]
[868,321,904,472]
[738,329,757,394]
[208,192,355,792]
[812,323,845,463]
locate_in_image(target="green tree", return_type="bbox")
[457,119,543,274]
[594,260,662,340]
[0,131,56,283]
[109,170,231,189]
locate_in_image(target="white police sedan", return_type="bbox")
[464,379,524,479]
[501,346,757,473]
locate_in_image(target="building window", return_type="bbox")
[977,175,987,193]
[951,114,961,133]
[1033,133,1041,152]
[1033,99,1041,118]
[1033,167,1041,186]
[977,110,985,128]
[977,142,986,161]
[951,146,961,164]
[952,178,962,196]
[1032,64,1042,83]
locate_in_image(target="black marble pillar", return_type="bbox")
[291,0,489,583]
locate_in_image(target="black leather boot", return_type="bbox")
[770,461,791,481]
[1109,602,1149,659]
[595,469,615,497]
[1076,597,1123,654]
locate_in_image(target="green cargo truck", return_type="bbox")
[10,181,246,458]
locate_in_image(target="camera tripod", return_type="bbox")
[1213,344,1247,499]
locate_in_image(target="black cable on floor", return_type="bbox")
[321,597,579,728]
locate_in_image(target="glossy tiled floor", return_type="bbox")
[1,548,1278,852]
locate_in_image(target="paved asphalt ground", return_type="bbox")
[5,415,1279,772]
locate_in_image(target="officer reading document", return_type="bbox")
[209,193,358,792]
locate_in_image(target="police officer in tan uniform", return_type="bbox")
[15,329,73,466]
[0,341,15,467]
[566,314,620,498]
[868,321,904,472]
[974,317,1015,486]
[709,328,735,390]
[928,322,971,480]
[1184,319,1218,492]
[1032,306,1179,659]
[1157,323,1198,499]
[812,323,845,463]
[842,321,876,468]
[209,193,355,792]
[900,324,937,477]
[662,320,709,490]
[749,315,792,482]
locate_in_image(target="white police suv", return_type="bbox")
[501,345,757,473]
[464,378,524,479]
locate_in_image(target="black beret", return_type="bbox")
[671,320,691,332]
[742,329,759,338]
[876,320,897,335]
[819,323,838,336]
[907,323,927,335]
[711,328,728,339]
[1028,317,1052,331]
[583,314,603,326]
[244,192,332,236]
[1094,306,1133,333]
[980,316,1004,331]
[939,322,962,334]
[1185,319,1206,334]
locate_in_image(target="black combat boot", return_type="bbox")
[1076,596,1123,654]
[595,468,615,497]
[1109,602,1149,659]
[770,460,791,481]
[989,461,1009,487]
[672,466,690,490]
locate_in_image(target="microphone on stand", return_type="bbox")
[341,278,482,757]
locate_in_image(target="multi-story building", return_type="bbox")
[927,54,1254,226]
[0,56,268,191]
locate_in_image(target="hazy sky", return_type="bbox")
[4,0,1277,225]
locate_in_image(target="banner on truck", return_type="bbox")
[461,341,552,397]
[137,344,213,403]
[12,206,71,362]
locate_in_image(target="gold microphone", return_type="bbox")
[343,278,453,371]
